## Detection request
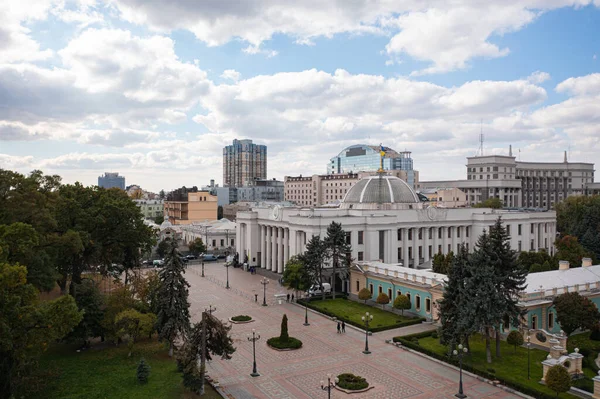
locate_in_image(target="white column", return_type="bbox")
[432,227,438,255]
[424,227,430,263]
[278,228,284,273]
[271,227,277,271]
[412,228,418,268]
[283,228,289,267]
[442,226,448,255]
[266,226,272,270]
[451,226,456,254]
[259,225,264,268]
[403,228,409,267]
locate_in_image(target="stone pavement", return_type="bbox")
[185,262,522,399]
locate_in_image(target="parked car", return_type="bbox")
[185,254,197,260]
[308,283,331,296]
[216,254,227,259]
[153,259,164,267]
[202,254,217,261]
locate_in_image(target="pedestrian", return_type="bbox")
[291,293,295,302]
[287,293,290,303]
[341,320,346,333]
[337,321,341,334]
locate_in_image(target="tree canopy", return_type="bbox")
[187,237,206,257]
[556,195,600,260]
[473,197,503,209]
[553,292,600,336]
[324,221,352,299]
[393,294,411,316]
[282,256,311,295]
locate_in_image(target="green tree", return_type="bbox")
[68,279,105,346]
[553,292,600,336]
[432,251,454,274]
[115,309,157,357]
[136,358,151,384]
[555,195,600,259]
[518,249,556,272]
[324,222,352,299]
[529,263,543,273]
[376,293,390,309]
[554,235,596,268]
[358,288,372,304]
[159,190,166,200]
[188,238,206,257]
[131,270,160,314]
[439,244,473,349]
[506,330,524,352]
[299,235,327,300]
[0,263,82,398]
[473,197,503,209]
[393,294,411,316]
[156,239,171,259]
[282,256,311,298]
[488,218,527,358]
[545,364,571,397]
[280,314,289,342]
[217,205,223,220]
[157,240,190,356]
[177,312,235,395]
[101,284,136,343]
[154,215,164,225]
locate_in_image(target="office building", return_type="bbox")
[164,186,217,224]
[223,139,267,187]
[134,199,164,220]
[237,179,284,202]
[98,172,125,190]
[237,175,555,273]
[421,147,595,210]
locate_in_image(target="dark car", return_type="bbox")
[185,254,197,260]
[216,254,227,259]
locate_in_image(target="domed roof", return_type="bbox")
[160,219,173,229]
[340,175,420,209]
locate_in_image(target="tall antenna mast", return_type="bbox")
[479,120,484,156]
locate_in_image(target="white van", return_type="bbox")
[308,283,331,296]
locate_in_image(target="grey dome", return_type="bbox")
[341,175,420,209]
[160,219,173,229]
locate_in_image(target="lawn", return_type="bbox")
[401,333,579,399]
[34,339,221,399]
[305,298,420,331]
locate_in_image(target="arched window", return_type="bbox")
[415,295,421,311]
[548,312,554,330]
[425,298,431,313]
[531,315,537,330]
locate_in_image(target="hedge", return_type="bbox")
[393,332,575,399]
[267,337,303,349]
[297,297,425,333]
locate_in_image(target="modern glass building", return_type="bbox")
[98,172,125,190]
[328,144,416,187]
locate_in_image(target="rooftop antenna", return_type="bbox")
[478,120,484,156]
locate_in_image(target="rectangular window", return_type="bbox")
[428,228,432,239]
[397,247,402,260]
[345,231,351,245]
[378,286,383,294]
[369,283,373,294]
[358,251,364,261]
[426,298,431,313]
[457,227,461,238]
[531,224,534,234]
[418,246,422,259]
[408,229,412,240]
[378,231,385,262]
[212,239,216,247]
[506,225,511,235]
[438,228,442,239]
[466,227,469,238]
[418,229,422,240]
[518,224,522,235]
[388,288,392,300]
[548,312,554,330]
[416,296,421,310]
[220,239,224,247]
[408,247,413,259]
[231,239,234,246]
[358,231,364,245]
[428,245,432,258]
[530,239,534,250]
[356,281,360,292]
[518,241,522,252]
[397,228,402,241]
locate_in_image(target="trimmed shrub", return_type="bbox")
[376,293,390,309]
[545,365,571,397]
[506,330,524,352]
[337,373,369,390]
[280,314,289,342]
[136,358,151,384]
[358,288,372,304]
[231,315,252,322]
[393,295,411,316]
[267,336,303,349]
[431,331,438,339]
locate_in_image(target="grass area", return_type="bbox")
[401,333,579,399]
[566,332,600,393]
[35,339,221,399]
[305,298,419,330]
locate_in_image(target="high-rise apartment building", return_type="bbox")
[223,139,267,187]
[328,144,418,187]
[98,172,125,190]
[421,148,595,210]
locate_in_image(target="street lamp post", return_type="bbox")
[205,304,216,315]
[225,262,230,289]
[201,260,205,277]
[452,343,469,398]
[361,312,373,354]
[320,373,338,399]
[260,277,269,306]
[247,329,261,377]
[527,334,531,380]
[303,295,310,326]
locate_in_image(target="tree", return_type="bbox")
[177,312,235,395]
[282,256,311,298]
[488,218,527,358]
[545,364,571,397]
[439,244,473,349]
[115,309,157,357]
[101,284,136,343]
[554,235,596,268]
[300,235,327,300]
[217,205,223,220]
[188,237,206,257]
[156,239,170,259]
[159,190,166,200]
[506,330,524,352]
[68,279,105,346]
[137,358,151,384]
[376,293,390,309]
[529,263,543,273]
[154,215,164,225]
[473,197,503,209]
[324,222,352,299]
[358,288,372,304]
[556,195,600,259]
[393,294,411,316]
[0,263,82,398]
[518,249,556,272]
[280,314,289,342]
[157,240,190,356]
[553,292,600,336]
[131,270,160,314]
[432,251,454,274]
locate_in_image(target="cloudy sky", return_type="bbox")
[1,1,599,192]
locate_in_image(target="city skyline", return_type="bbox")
[1,1,599,192]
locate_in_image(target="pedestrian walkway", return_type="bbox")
[184,263,522,399]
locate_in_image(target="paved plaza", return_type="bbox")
[185,261,522,399]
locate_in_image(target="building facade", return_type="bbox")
[237,179,284,202]
[164,191,218,224]
[98,172,125,190]
[223,139,267,187]
[420,188,468,208]
[178,219,237,253]
[134,199,164,220]
[421,148,595,210]
[237,176,556,273]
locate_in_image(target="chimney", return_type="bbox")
[582,258,593,267]
[559,260,570,270]
[564,150,568,163]
[509,144,513,157]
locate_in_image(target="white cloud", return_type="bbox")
[527,71,551,84]
[220,69,241,82]
[555,73,600,96]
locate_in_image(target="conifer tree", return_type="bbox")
[300,235,327,300]
[157,240,190,356]
[136,358,151,384]
[324,222,352,299]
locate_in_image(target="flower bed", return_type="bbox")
[231,315,252,322]
[336,373,369,391]
[266,337,303,350]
